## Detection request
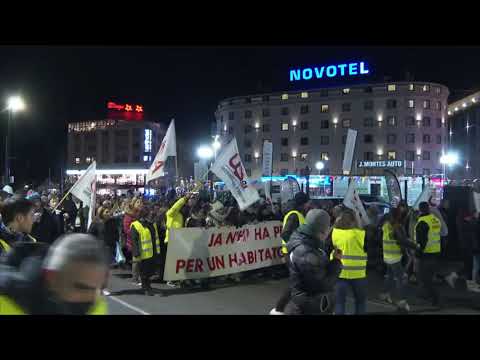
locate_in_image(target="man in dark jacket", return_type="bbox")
[284,209,343,315]
[281,192,311,242]
[30,194,59,245]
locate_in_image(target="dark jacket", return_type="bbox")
[415,211,439,258]
[0,223,36,256]
[287,225,342,297]
[89,217,120,249]
[31,207,59,245]
[281,202,304,243]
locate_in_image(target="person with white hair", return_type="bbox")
[0,233,109,314]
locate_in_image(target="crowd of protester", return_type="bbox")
[1,180,480,314]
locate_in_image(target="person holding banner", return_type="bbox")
[283,209,342,315]
[130,205,161,296]
[332,208,369,315]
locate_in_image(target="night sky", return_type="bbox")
[0,46,479,186]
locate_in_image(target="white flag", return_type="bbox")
[146,119,177,183]
[87,179,96,230]
[210,138,260,211]
[70,161,96,206]
[413,186,431,210]
[342,129,357,175]
[343,179,370,227]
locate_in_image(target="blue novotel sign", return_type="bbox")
[289,61,370,82]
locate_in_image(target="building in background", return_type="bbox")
[215,82,449,179]
[447,90,480,180]
[66,102,168,195]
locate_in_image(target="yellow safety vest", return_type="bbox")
[165,197,187,243]
[0,238,11,253]
[382,222,402,264]
[331,228,367,279]
[281,210,305,255]
[131,221,161,262]
[0,295,108,315]
[415,214,441,254]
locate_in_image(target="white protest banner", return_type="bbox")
[262,140,273,177]
[146,119,176,183]
[343,179,370,227]
[413,186,431,210]
[210,138,260,211]
[164,221,284,281]
[70,161,96,206]
[342,129,357,175]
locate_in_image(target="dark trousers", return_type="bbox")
[275,288,291,312]
[335,278,368,315]
[284,293,334,315]
[139,256,157,290]
[416,257,440,305]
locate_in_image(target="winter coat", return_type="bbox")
[31,208,59,245]
[286,225,342,297]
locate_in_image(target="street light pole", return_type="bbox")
[4,109,11,184]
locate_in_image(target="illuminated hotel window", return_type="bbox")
[422,85,430,92]
[301,92,308,98]
[342,88,350,95]
[281,94,289,100]
[86,157,91,163]
[408,100,415,108]
[144,129,152,153]
[281,123,289,131]
[408,84,415,91]
[387,84,396,92]
[423,100,430,109]
[321,152,329,161]
[75,157,80,164]
[388,151,396,160]
[321,104,329,113]
[300,153,308,161]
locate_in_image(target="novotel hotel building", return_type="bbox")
[215,77,449,181]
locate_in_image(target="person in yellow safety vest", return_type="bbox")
[131,205,161,296]
[269,192,311,315]
[331,208,369,315]
[165,192,196,288]
[378,207,420,312]
[414,201,442,307]
[0,196,37,257]
[0,234,109,315]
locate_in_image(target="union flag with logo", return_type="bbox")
[146,119,177,183]
[210,138,260,211]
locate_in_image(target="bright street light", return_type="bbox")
[7,96,26,113]
[197,145,214,159]
[212,138,221,151]
[315,161,325,171]
[440,152,459,166]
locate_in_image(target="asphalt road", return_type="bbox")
[104,268,480,315]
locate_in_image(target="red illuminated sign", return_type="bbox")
[107,101,144,113]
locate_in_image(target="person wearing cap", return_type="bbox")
[283,209,342,315]
[1,185,14,198]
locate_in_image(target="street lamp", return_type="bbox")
[315,161,324,174]
[197,145,214,160]
[440,152,459,183]
[5,96,26,184]
[212,136,221,160]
